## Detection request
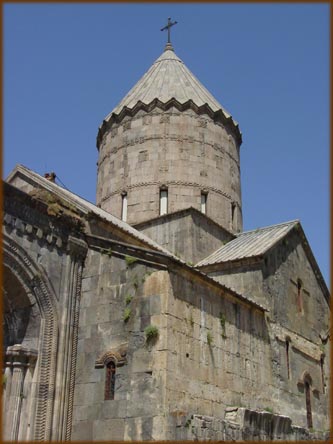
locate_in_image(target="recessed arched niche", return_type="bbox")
[3,265,41,352]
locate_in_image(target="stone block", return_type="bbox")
[71,420,93,441]
[73,381,103,406]
[127,395,157,418]
[101,399,127,419]
[81,275,99,293]
[93,418,125,441]
[131,349,153,373]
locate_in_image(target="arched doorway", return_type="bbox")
[3,266,41,441]
[3,266,41,351]
[3,234,58,441]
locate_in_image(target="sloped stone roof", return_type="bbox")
[196,220,329,304]
[6,164,267,312]
[108,45,232,117]
[196,221,299,266]
[6,164,176,258]
[97,44,241,147]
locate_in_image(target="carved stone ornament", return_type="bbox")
[95,344,128,368]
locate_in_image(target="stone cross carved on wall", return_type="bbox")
[290,278,309,314]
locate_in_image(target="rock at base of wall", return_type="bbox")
[172,408,330,441]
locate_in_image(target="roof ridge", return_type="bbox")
[7,164,177,258]
[238,219,300,236]
[196,219,300,267]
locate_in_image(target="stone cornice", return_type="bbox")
[97,98,242,149]
[100,180,241,205]
[85,232,267,313]
[3,182,86,253]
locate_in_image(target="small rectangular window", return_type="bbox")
[160,190,168,215]
[231,202,236,222]
[201,193,207,214]
[121,193,127,222]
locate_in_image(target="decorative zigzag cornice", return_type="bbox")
[97,98,242,149]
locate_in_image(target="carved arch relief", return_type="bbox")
[3,234,59,442]
[95,345,128,401]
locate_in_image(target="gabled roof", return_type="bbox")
[6,164,176,258]
[196,220,298,266]
[196,219,329,304]
[133,206,235,239]
[5,164,268,313]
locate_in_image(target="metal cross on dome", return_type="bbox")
[161,17,178,44]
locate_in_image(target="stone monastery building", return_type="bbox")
[3,35,330,441]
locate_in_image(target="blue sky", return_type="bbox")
[4,3,330,285]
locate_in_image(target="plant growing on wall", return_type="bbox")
[142,271,152,283]
[123,307,131,322]
[145,325,159,342]
[125,255,138,266]
[101,247,112,257]
[207,331,213,346]
[125,294,133,305]
[132,275,139,290]
[220,312,227,338]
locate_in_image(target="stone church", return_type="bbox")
[3,35,330,441]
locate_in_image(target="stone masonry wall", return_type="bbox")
[72,250,169,441]
[135,208,234,264]
[208,262,265,307]
[96,107,242,232]
[160,271,274,439]
[203,232,330,432]
[262,233,330,431]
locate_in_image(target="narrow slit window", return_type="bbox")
[231,202,236,224]
[105,361,116,400]
[286,338,290,379]
[305,380,313,428]
[201,193,207,214]
[160,189,168,216]
[121,193,128,222]
[297,278,303,313]
[320,355,325,393]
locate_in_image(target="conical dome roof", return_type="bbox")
[98,44,241,146]
[108,44,231,116]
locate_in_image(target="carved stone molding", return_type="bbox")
[101,180,240,204]
[3,234,58,442]
[6,344,38,367]
[4,212,65,251]
[95,344,128,368]
[97,98,242,148]
[67,235,88,261]
[50,236,87,441]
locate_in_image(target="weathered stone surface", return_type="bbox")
[3,40,330,442]
[97,107,242,233]
[135,207,234,263]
